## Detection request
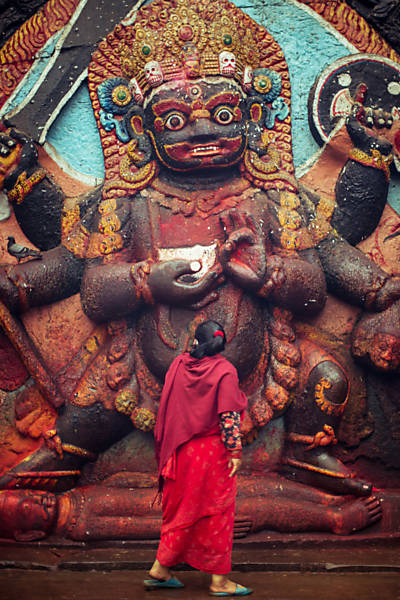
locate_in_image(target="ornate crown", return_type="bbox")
[90,0,290,101]
[88,0,294,188]
[118,0,264,100]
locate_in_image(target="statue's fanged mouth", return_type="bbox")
[165,137,243,162]
[190,145,220,156]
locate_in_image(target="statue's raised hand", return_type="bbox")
[0,126,38,192]
[346,82,400,160]
[147,259,220,306]
[219,209,266,292]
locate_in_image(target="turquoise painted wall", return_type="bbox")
[45,0,357,179]
[3,0,399,211]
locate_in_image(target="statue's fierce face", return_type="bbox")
[144,79,247,172]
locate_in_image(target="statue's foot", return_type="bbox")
[234,516,253,539]
[0,445,81,492]
[331,495,382,535]
[282,451,372,497]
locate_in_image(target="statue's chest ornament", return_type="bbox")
[146,178,253,218]
[158,243,217,280]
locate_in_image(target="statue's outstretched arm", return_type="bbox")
[0,245,84,313]
[317,231,400,312]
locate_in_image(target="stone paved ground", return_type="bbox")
[0,538,399,600]
[0,569,399,600]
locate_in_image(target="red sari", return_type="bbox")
[154,353,247,574]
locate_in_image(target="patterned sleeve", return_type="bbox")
[219,411,242,454]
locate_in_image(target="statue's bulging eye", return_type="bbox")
[164,113,187,130]
[214,107,234,125]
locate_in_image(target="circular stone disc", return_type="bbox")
[308,53,400,145]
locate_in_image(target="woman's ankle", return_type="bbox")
[149,559,171,579]
[210,575,230,590]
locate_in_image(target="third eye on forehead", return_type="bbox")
[152,95,241,121]
[149,79,243,105]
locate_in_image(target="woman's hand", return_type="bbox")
[228,457,241,478]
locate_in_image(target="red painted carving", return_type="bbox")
[0,0,399,543]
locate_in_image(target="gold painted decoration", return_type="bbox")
[7,169,46,205]
[62,222,90,259]
[98,213,122,235]
[280,229,301,251]
[102,160,159,200]
[241,149,297,193]
[131,407,156,431]
[98,198,118,215]
[61,205,80,238]
[349,147,393,182]
[277,206,302,231]
[86,232,124,257]
[315,377,348,417]
[299,0,400,64]
[117,0,262,92]
[115,389,138,415]
[0,0,79,109]
[307,214,333,246]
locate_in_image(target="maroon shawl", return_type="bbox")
[154,353,247,476]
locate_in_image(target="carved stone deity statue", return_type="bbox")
[0,0,399,542]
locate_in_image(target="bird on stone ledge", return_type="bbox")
[7,236,42,263]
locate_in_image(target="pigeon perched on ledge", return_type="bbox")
[7,236,42,263]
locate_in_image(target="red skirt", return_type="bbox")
[156,430,236,574]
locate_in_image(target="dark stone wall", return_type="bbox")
[347,0,400,55]
[0,0,48,48]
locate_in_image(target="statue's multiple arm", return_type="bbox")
[307,107,400,313]
[0,246,84,313]
[258,247,327,316]
[316,231,400,312]
[333,114,395,245]
[0,128,64,250]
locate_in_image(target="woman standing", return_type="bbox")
[145,320,252,596]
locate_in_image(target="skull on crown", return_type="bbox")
[219,51,236,77]
[144,61,164,87]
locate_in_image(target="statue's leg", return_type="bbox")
[0,402,132,491]
[282,359,372,496]
[235,474,382,536]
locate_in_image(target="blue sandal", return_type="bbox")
[144,576,184,590]
[209,584,253,596]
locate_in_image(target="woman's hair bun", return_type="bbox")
[190,320,226,359]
